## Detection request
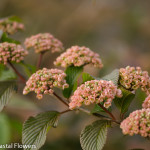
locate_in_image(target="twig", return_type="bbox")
[98,103,116,121]
[78,107,91,115]
[60,109,71,114]
[120,112,125,121]
[37,52,44,69]
[53,92,69,107]
[78,107,120,124]
[8,61,26,83]
[93,113,120,125]
[78,107,109,119]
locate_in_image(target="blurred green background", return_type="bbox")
[0,0,150,149]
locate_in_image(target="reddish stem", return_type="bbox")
[53,92,69,107]
[8,61,26,83]
[60,109,71,114]
[98,103,116,121]
[37,52,44,69]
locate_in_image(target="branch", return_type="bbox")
[8,61,26,83]
[78,107,91,115]
[93,113,120,124]
[53,92,69,107]
[60,109,71,114]
[37,52,44,69]
[78,107,120,124]
[98,103,116,121]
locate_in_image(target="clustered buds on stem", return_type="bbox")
[0,42,28,65]
[0,18,24,34]
[69,80,122,110]
[142,94,150,109]
[119,66,150,95]
[54,45,103,68]
[23,68,69,99]
[120,108,150,137]
[24,33,64,53]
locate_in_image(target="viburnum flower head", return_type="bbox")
[69,80,122,110]
[54,45,103,68]
[24,33,64,53]
[0,42,28,65]
[0,18,24,34]
[119,66,150,95]
[120,108,150,137]
[23,68,69,99]
[142,94,150,109]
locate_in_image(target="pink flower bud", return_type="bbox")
[54,45,103,68]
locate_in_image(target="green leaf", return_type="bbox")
[91,104,104,113]
[114,87,135,113]
[22,111,60,150]
[0,113,11,147]
[135,88,147,105]
[19,62,36,77]
[63,66,83,98]
[0,64,5,73]
[82,72,95,83]
[80,120,110,150]
[9,118,22,136]
[101,69,119,85]
[0,81,16,112]
[0,68,16,81]
[8,16,22,22]
[1,32,20,44]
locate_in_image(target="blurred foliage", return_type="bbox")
[41,136,82,150]
[0,114,11,146]
[0,0,150,149]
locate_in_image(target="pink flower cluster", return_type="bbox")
[69,80,122,110]
[142,94,150,109]
[0,42,28,65]
[119,66,150,95]
[0,18,24,34]
[24,33,64,53]
[54,46,103,68]
[120,108,150,137]
[23,68,69,99]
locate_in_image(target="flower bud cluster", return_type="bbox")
[0,42,28,65]
[119,66,150,95]
[23,68,69,99]
[54,46,103,68]
[120,108,150,137]
[142,94,150,109]
[24,33,63,53]
[0,18,24,34]
[69,80,122,110]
